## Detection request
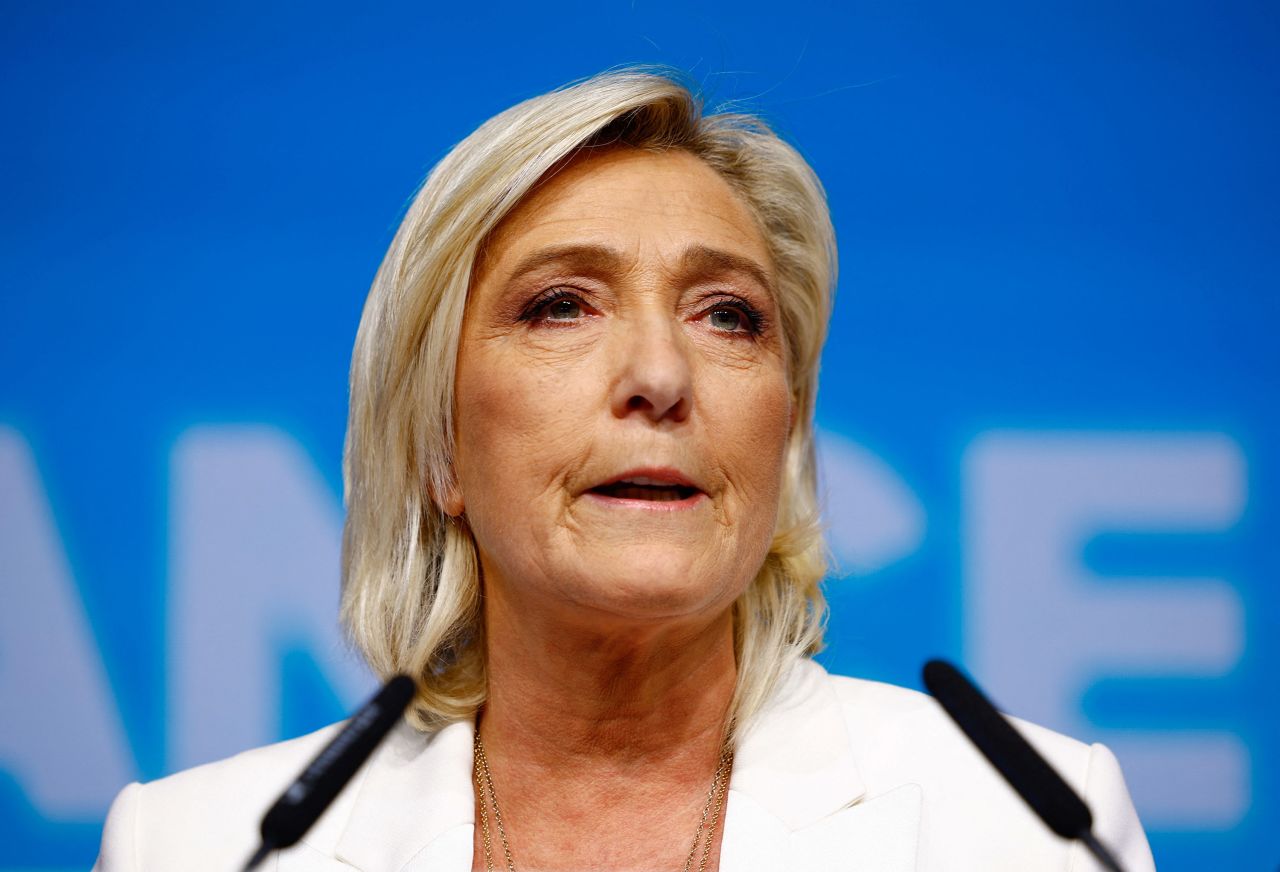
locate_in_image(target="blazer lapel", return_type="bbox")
[328,660,918,872]
[333,718,476,872]
[722,660,920,871]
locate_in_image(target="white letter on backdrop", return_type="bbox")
[964,431,1248,829]
[0,426,135,816]
[169,426,373,771]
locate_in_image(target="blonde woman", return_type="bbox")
[95,68,1155,872]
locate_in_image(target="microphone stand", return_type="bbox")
[922,659,1128,872]
[240,675,418,871]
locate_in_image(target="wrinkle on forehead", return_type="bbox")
[471,147,773,296]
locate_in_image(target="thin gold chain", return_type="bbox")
[473,730,734,872]
[679,742,733,872]
[473,732,517,872]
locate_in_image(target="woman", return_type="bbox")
[95,68,1154,871]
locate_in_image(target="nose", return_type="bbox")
[609,313,693,424]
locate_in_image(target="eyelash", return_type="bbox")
[699,296,768,337]
[517,287,768,337]
[517,287,589,324]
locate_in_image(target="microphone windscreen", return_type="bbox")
[259,674,417,849]
[922,659,1092,840]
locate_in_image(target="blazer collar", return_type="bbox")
[729,658,868,829]
[332,659,902,871]
[723,660,920,871]
[334,716,475,872]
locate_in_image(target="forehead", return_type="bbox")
[476,147,773,282]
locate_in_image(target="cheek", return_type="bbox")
[705,370,792,598]
[710,367,793,505]
[452,345,596,512]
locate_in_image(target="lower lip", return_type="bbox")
[581,491,709,512]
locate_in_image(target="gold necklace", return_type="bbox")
[472,730,734,872]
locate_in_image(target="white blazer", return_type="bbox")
[94,660,1155,871]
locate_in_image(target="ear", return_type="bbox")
[441,479,465,518]
[428,466,465,518]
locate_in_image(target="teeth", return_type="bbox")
[621,476,673,486]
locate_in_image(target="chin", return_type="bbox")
[567,553,739,624]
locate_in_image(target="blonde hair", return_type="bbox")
[342,67,836,734]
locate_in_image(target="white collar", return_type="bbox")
[328,660,917,872]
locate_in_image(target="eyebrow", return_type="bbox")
[505,243,627,280]
[504,243,775,296]
[678,244,775,297]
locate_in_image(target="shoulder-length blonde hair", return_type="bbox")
[342,67,835,734]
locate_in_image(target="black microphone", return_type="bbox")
[921,659,1127,872]
[241,674,418,872]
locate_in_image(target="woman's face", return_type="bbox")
[450,148,793,630]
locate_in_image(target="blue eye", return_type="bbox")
[543,297,584,320]
[708,307,748,332]
[703,300,765,336]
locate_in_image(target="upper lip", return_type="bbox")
[588,467,704,493]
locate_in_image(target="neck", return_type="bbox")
[479,586,737,768]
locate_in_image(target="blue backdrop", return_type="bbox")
[1,3,1276,869]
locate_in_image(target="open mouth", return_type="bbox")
[588,477,701,503]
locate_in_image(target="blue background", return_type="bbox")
[1,2,1276,868]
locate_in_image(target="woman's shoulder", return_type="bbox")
[769,660,1154,872]
[819,664,1090,757]
[158,721,345,795]
[793,660,1097,791]
[132,720,347,821]
[94,722,350,870]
